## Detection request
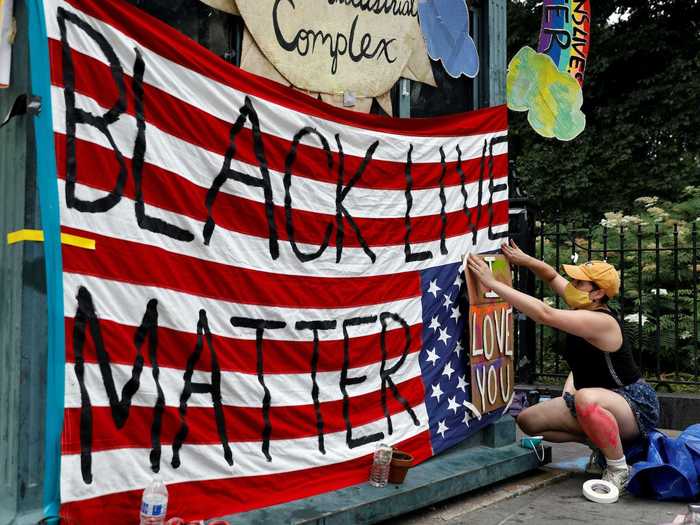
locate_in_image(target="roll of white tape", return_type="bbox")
[582,479,619,504]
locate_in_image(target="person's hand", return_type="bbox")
[466,253,498,289]
[501,239,531,267]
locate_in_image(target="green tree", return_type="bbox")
[508,0,700,223]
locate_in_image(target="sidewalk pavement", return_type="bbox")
[385,430,688,525]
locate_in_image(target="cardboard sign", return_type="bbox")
[235,0,425,97]
[418,0,479,78]
[469,302,514,413]
[506,46,585,141]
[463,253,513,305]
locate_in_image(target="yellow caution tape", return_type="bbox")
[7,229,96,250]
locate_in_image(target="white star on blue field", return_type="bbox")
[418,262,502,453]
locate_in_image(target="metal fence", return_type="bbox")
[513,220,699,391]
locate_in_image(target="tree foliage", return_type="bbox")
[508,0,700,223]
[536,186,700,388]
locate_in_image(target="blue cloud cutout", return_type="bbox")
[418,0,479,78]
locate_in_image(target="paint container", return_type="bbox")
[683,504,700,523]
[520,435,543,448]
[520,435,545,462]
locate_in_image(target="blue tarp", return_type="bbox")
[627,424,700,501]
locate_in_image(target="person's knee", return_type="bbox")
[516,408,538,435]
[574,388,599,411]
[574,389,607,423]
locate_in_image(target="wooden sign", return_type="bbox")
[469,302,514,413]
[464,254,513,305]
[465,255,514,414]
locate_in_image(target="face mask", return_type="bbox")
[563,282,594,310]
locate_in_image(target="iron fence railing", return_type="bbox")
[513,220,699,391]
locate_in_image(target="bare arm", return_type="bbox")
[467,254,623,352]
[502,240,569,297]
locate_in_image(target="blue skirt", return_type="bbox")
[563,380,660,438]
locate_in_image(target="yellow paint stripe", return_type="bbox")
[7,229,95,250]
[61,233,96,250]
[7,229,44,244]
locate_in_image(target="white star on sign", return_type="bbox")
[447,396,460,414]
[429,316,440,332]
[456,375,469,392]
[427,279,441,298]
[437,327,451,345]
[442,360,455,380]
[431,382,444,402]
[425,347,439,366]
[453,274,463,289]
[462,411,471,427]
[437,420,449,438]
[453,340,463,357]
[450,305,462,322]
[442,293,452,310]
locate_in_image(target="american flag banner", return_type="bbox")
[42,0,510,522]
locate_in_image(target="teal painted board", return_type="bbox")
[26,0,64,517]
[219,418,543,525]
[222,443,542,524]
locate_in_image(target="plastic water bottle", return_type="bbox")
[140,476,168,525]
[369,442,393,487]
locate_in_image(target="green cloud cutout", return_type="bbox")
[507,46,586,141]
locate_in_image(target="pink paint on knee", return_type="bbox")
[576,402,620,449]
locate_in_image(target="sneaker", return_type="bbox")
[602,466,630,493]
[585,449,604,475]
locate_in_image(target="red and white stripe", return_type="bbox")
[44,0,508,522]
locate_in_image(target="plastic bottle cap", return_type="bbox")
[582,479,619,504]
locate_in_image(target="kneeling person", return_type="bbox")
[467,242,660,492]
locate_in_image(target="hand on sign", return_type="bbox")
[501,239,530,267]
[466,253,498,290]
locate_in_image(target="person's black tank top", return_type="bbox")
[562,308,641,390]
